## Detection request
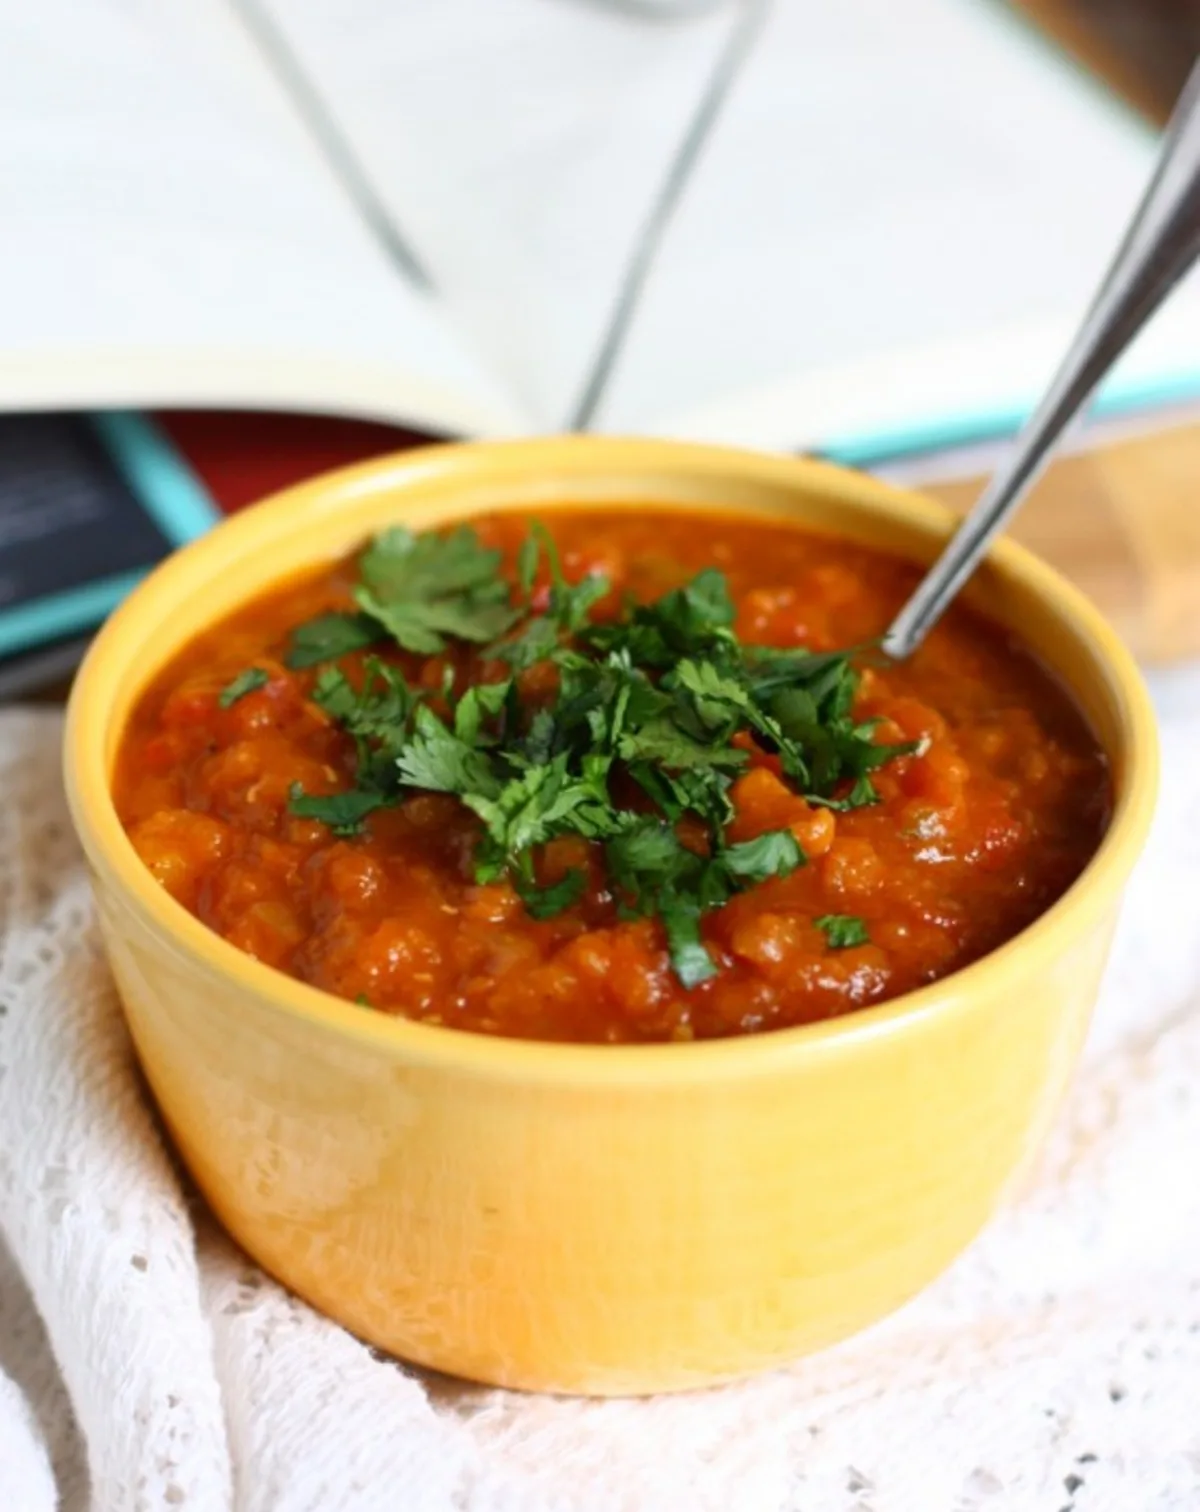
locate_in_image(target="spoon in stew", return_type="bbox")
[883,57,1200,660]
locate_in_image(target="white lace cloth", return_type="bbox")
[2,681,1200,1512]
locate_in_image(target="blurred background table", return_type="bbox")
[1022,0,1199,122]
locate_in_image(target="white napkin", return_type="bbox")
[2,683,1200,1512]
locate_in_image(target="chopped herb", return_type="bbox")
[515,867,586,919]
[491,523,609,669]
[723,830,804,882]
[660,895,716,989]
[583,566,735,669]
[466,753,618,883]
[516,533,540,598]
[453,679,511,747]
[603,819,804,983]
[605,819,720,984]
[218,667,269,707]
[354,992,372,1008]
[252,520,912,984]
[528,520,611,634]
[307,659,422,807]
[395,704,500,799]
[287,783,390,838]
[355,525,519,653]
[815,914,870,949]
[286,611,380,669]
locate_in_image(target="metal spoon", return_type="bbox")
[883,58,1200,660]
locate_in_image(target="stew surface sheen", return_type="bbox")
[114,508,1111,1044]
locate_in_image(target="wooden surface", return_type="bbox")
[925,0,1200,664]
[1017,0,1200,127]
[922,421,1200,662]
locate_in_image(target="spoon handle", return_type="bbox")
[883,59,1200,660]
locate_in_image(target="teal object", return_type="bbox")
[0,411,219,661]
[823,368,1200,468]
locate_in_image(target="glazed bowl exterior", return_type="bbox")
[63,437,1158,1395]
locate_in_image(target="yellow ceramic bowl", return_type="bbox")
[64,437,1157,1396]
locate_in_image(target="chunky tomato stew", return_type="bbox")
[114,508,1110,1043]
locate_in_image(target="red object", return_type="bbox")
[155,411,437,516]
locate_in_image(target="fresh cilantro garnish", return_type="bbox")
[526,521,611,633]
[603,820,804,985]
[605,820,720,986]
[660,896,715,989]
[453,679,511,746]
[264,519,914,984]
[467,754,618,884]
[396,703,500,798]
[218,667,268,707]
[311,659,423,805]
[355,525,519,653]
[286,612,379,669]
[815,914,870,949]
[515,867,587,920]
[287,783,391,838]
[491,523,609,670]
[723,830,804,881]
[583,566,735,669]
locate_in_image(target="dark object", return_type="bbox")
[0,633,94,703]
[0,414,198,700]
[0,415,172,618]
[1021,0,1200,126]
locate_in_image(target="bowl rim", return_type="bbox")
[64,434,1159,1086]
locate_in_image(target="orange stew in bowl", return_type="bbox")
[114,508,1110,1044]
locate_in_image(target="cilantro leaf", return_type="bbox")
[310,665,361,722]
[659,890,717,988]
[218,667,268,707]
[490,614,563,673]
[531,520,610,632]
[489,530,609,670]
[395,705,499,798]
[313,660,417,735]
[604,820,723,984]
[585,567,735,669]
[355,525,519,653]
[273,519,914,987]
[722,830,805,883]
[742,644,865,701]
[652,567,736,641]
[512,706,558,767]
[815,914,870,949]
[309,660,421,796]
[516,534,540,598]
[287,783,391,837]
[515,867,586,920]
[467,752,616,881]
[670,658,754,732]
[605,819,689,890]
[360,525,500,599]
[627,763,735,829]
[356,584,517,655]
[618,717,747,772]
[286,612,379,669]
[808,774,883,812]
[454,679,511,746]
